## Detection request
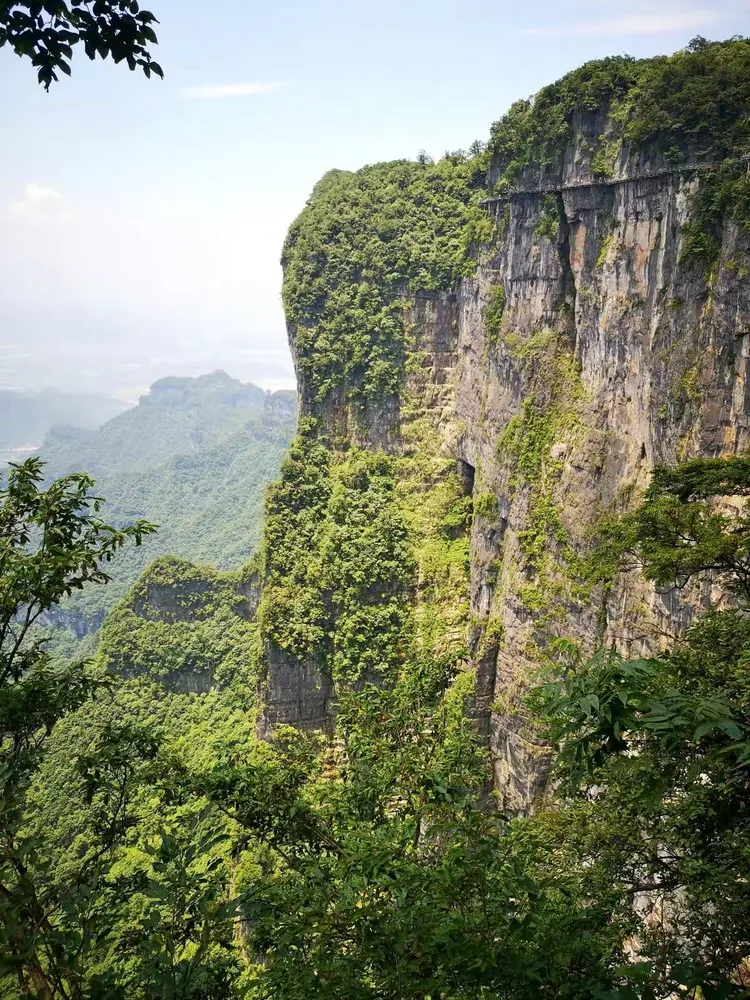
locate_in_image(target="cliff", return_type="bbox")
[15,39,750,1000]
[86,40,750,811]
[98,555,261,696]
[257,38,750,808]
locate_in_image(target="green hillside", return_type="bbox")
[38,371,296,647]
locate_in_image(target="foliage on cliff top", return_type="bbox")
[98,554,260,694]
[282,156,490,403]
[489,36,750,185]
[282,39,750,407]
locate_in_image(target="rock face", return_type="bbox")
[259,648,335,735]
[265,134,750,809]
[456,145,750,807]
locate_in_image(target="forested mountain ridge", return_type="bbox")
[36,370,296,647]
[41,371,295,478]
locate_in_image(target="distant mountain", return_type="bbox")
[0,386,131,459]
[37,370,297,649]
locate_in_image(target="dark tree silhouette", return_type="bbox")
[0,0,163,88]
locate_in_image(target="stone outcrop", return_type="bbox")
[270,138,750,810]
[98,556,261,696]
[456,148,750,806]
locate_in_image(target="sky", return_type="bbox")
[1,0,748,400]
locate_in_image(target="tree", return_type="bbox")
[533,456,750,997]
[0,458,155,996]
[628,456,750,599]
[0,1,163,89]
[210,455,750,1000]
[193,661,627,1000]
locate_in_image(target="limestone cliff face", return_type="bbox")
[268,133,750,809]
[457,140,750,807]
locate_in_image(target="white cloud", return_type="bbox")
[9,183,71,223]
[179,81,284,100]
[522,10,720,37]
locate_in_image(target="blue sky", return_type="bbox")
[1,0,748,399]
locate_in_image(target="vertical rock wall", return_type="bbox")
[455,153,750,807]
[269,142,750,810]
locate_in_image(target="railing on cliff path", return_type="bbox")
[479,155,750,209]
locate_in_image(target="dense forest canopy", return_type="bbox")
[3,453,750,998]
[489,36,750,181]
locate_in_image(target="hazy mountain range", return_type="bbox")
[23,370,297,653]
[0,386,131,459]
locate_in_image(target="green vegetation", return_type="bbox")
[7,455,750,999]
[528,457,750,997]
[259,395,474,685]
[534,194,559,241]
[99,555,260,693]
[10,675,250,999]
[596,231,614,269]
[34,371,295,645]
[261,437,416,684]
[589,456,750,597]
[6,36,750,1000]
[194,665,633,1000]
[0,0,163,88]
[0,459,157,994]
[497,330,585,617]
[270,29,744,683]
[622,37,750,160]
[490,37,750,183]
[591,135,620,178]
[484,284,507,345]
[489,57,641,185]
[679,163,750,270]
[474,491,499,518]
[282,156,491,403]
[489,38,750,268]
[668,353,701,415]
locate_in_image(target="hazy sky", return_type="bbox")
[1,0,748,399]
